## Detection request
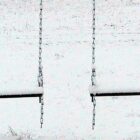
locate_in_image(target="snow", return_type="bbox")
[0,87,43,95]
[0,0,140,139]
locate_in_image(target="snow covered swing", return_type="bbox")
[0,0,44,128]
[90,0,140,130]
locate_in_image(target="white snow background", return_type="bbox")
[0,0,140,139]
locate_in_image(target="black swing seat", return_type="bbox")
[0,87,43,102]
[90,91,140,102]
[90,90,140,99]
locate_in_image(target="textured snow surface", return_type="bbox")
[0,87,43,95]
[0,0,140,140]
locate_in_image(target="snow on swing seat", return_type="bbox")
[0,87,43,98]
[89,85,140,97]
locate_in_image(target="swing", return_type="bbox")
[1,0,44,128]
[90,0,140,130]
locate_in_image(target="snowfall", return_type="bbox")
[0,0,140,139]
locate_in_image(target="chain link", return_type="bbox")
[40,95,44,128]
[90,0,96,130]
[92,95,96,130]
[38,0,44,128]
[38,0,43,87]
[91,0,96,86]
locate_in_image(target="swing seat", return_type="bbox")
[90,88,140,100]
[0,87,43,102]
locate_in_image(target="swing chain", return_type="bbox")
[38,0,43,87]
[92,95,96,130]
[40,95,44,128]
[38,0,44,128]
[91,0,96,130]
[91,0,96,86]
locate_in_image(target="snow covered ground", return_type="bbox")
[0,0,140,139]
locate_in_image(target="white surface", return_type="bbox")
[0,87,43,95]
[0,0,140,140]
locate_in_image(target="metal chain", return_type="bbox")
[91,0,96,86]
[91,0,96,130]
[38,0,44,128]
[38,0,43,87]
[92,96,96,130]
[40,95,44,128]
